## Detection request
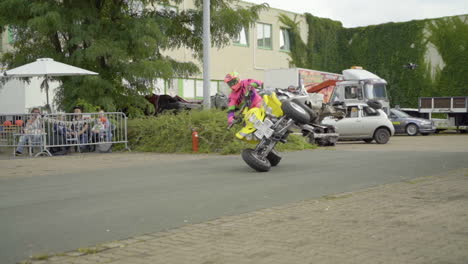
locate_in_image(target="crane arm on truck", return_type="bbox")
[306,79,338,93]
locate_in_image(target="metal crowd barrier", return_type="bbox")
[0,112,129,157]
[0,112,48,157]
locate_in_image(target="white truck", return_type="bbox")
[264,67,391,114]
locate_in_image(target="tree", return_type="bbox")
[0,0,267,116]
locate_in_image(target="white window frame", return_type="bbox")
[279,28,291,51]
[257,23,272,49]
[233,27,249,47]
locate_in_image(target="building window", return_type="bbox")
[257,23,272,49]
[279,28,291,51]
[7,26,14,44]
[233,27,249,46]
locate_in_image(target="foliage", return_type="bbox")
[278,14,309,67]
[73,98,101,112]
[127,109,316,154]
[304,14,343,73]
[0,0,267,115]
[426,16,468,97]
[286,14,468,108]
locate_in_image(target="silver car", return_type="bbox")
[389,108,436,136]
[322,102,395,144]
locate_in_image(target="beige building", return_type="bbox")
[162,0,308,98]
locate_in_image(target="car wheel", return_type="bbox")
[406,123,419,136]
[242,149,271,172]
[374,128,390,144]
[266,149,281,167]
[281,100,311,124]
[363,138,373,143]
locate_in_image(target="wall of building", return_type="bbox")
[162,1,308,82]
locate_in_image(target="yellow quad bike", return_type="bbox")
[228,93,311,172]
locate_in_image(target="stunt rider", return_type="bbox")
[224,72,264,142]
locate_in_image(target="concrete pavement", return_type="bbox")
[21,169,468,264]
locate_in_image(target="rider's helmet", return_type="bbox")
[287,85,297,93]
[224,72,240,91]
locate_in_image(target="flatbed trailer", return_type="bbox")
[419,96,468,133]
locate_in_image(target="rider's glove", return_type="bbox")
[228,116,234,125]
[249,82,259,89]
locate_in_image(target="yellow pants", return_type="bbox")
[235,93,284,143]
[236,107,265,143]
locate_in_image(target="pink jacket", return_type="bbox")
[227,79,263,119]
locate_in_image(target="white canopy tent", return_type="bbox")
[2,58,98,112]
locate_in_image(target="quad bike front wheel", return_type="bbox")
[266,149,282,167]
[242,148,272,172]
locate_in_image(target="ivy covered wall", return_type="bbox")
[285,14,468,107]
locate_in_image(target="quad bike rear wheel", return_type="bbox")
[291,99,317,123]
[281,100,311,124]
[266,149,281,166]
[242,148,271,172]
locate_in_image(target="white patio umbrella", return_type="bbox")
[2,58,98,111]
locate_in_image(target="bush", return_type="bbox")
[127,109,316,154]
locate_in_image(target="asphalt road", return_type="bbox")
[1,136,467,263]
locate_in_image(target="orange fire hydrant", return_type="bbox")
[192,129,199,152]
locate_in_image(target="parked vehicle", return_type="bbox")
[145,93,228,115]
[419,96,468,133]
[321,102,395,144]
[389,108,436,136]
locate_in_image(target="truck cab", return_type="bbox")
[329,68,390,114]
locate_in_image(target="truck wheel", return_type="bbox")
[266,149,281,167]
[374,128,390,144]
[242,149,271,172]
[291,99,317,123]
[406,124,419,136]
[363,138,373,143]
[281,100,311,124]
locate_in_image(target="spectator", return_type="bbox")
[70,106,89,152]
[90,110,114,152]
[91,110,113,142]
[15,108,43,156]
[49,113,70,156]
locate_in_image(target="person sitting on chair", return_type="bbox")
[15,108,43,156]
[70,106,89,152]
